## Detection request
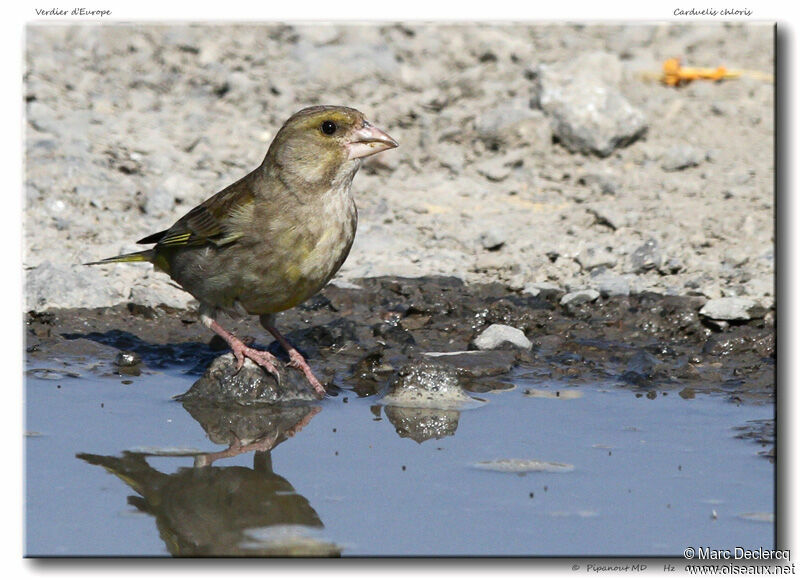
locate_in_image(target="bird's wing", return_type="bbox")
[137,173,257,249]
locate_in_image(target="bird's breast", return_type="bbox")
[241,182,358,313]
[293,185,357,283]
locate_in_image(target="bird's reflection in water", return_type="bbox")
[78,403,341,556]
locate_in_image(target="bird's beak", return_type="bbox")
[347,122,399,160]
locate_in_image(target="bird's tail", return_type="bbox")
[84,249,154,266]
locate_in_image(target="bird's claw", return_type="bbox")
[284,354,325,398]
[230,345,282,386]
[232,352,245,374]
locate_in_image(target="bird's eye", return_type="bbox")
[321,120,337,135]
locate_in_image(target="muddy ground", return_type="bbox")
[25,275,775,405]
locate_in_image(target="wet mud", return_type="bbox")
[26,275,775,429]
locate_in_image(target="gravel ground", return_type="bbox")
[23,22,775,312]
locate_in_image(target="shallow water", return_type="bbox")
[25,359,774,557]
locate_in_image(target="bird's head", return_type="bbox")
[265,105,398,189]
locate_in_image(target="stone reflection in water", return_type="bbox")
[381,361,480,409]
[379,360,486,442]
[77,403,341,556]
[383,405,460,442]
[181,400,317,455]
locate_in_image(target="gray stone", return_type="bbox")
[661,257,684,275]
[142,177,179,217]
[661,145,705,171]
[560,289,600,306]
[225,71,253,98]
[114,351,141,368]
[587,205,626,230]
[701,284,724,300]
[474,154,521,182]
[531,52,648,157]
[129,282,193,310]
[525,281,563,300]
[381,361,475,410]
[524,286,541,298]
[435,143,466,173]
[471,324,532,351]
[474,459,574,473]
[74,184,109,208]
[473,252,516,273]
[630,238,662,273]
[475,104,550,148]
[576,245,617,271]
[591,272,632,297]
[479,228,506,251]
[179,354,317,404]
[328,279,364,290]
[579,173,619,196]
[26,101,60,135]
[744,277,773,299]
[699,297,765,321]
[25,261,127,311]
[723,249,750,268]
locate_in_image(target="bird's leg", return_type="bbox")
[260,315,327,398]
[200,314,281,382]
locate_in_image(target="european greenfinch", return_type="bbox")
[88,106,398,398]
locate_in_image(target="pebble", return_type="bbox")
[128,282,193,310]
[524,282,563,300]
[114,351,141,367]
[381,361,476,410]
[586,205,627,231]
[475,103,550,148]
[142,179,179,217]
[479,228,506,251]
[661,145,705,172]
[591,271,632,297]
[474,459,574,473]
[531,52,648,157]
[629,238,662,273]
[660,257,684,275]
[699,297,765,321]
[578,173,619,196]
[744,277,773,298]
[576,245,617,271]
[560,289,600,306]
[472,324,532,351]
[474,153,520,182]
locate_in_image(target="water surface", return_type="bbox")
[25,361,774,556]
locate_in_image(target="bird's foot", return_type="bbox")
[231,343,283,386]
[286,349,328,398]
[204,317,284,385]
[261,318,328,399]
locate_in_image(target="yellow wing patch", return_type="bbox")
[156,232,193,247]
